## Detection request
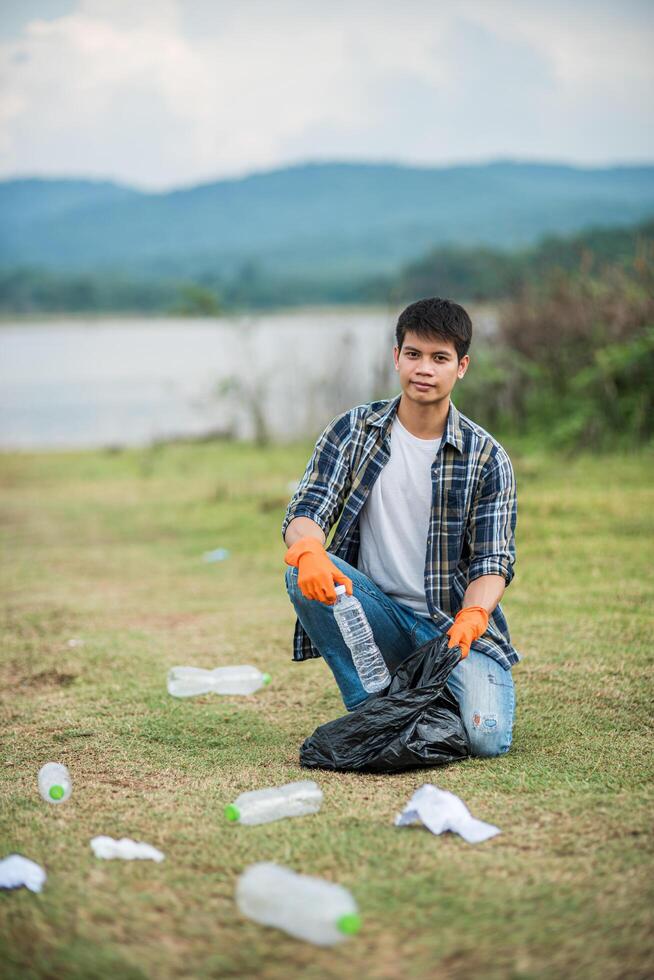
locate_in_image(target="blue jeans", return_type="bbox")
[285,555,515,758]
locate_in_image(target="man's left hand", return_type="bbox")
[447,606,489,659]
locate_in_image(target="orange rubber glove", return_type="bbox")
[285,537,353,604]
[446,606,489,659]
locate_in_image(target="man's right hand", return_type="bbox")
[284,537,353,604]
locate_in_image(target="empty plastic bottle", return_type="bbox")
[332,585,391,693]
[225,780,323,826]
[167,665,271,698]
[37,762,72,804]
[236,862,361,946]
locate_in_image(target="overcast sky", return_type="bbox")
[0,0,652,190]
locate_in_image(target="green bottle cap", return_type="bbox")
[337,913,361,936]
[224,804,240,823]
[261,672,272,686]
[49,785,64,801]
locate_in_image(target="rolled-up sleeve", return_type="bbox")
[281,413,352,540]
[466,447,517,586]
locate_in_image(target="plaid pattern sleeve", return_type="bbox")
[466,446,517,586]
[282,411,353,539]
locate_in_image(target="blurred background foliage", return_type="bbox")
[2,215,652,317]
[2,216,652,452]
[454,243,654,450]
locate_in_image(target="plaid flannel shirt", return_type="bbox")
[282,395,519,669]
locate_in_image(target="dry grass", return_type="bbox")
[0,440,653,979]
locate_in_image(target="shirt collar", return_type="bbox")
[442,401,465,453]
[366,396,465,453]
[366,394,401,436]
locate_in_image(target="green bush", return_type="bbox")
[456,259,654,448]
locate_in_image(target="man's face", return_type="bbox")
[393,331,469,405]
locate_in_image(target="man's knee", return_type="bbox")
[285,565,299,599]
[466,710,512,758]
[329,553,354,574]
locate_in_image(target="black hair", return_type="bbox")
[395,297,472,361]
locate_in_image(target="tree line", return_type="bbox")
[0,218,652,316]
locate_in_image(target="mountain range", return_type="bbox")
[2,161,654,281]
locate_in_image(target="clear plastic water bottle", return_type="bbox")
[167,665,271,698]
[225,780,323,826]
[236,862,361,946]
[332,585,391,693]
[37,762,72,804]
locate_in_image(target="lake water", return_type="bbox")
[0,307,497,449]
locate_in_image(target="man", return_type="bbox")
[282,297,517,757]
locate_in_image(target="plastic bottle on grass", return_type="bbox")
[167,665,271,698]
[38,763,72,804]
[333,585,391,693]
[225,780,323,826]
[236,862,361,946]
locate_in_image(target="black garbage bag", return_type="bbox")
[300,634,470,773]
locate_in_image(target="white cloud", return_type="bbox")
[0,0,652,189]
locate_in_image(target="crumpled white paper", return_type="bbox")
[90,836,165,862]
[395,784,501,844]
[0,854,47,892]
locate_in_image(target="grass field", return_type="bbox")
[1,440,653,979]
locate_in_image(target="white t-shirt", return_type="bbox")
[357,416,441,616]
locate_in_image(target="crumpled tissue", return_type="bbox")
[90,836,165,862]
[0,854,47,892]
[395,784,501,844]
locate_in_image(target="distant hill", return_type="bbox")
[0,178,140,231]
[2,162,654,280]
